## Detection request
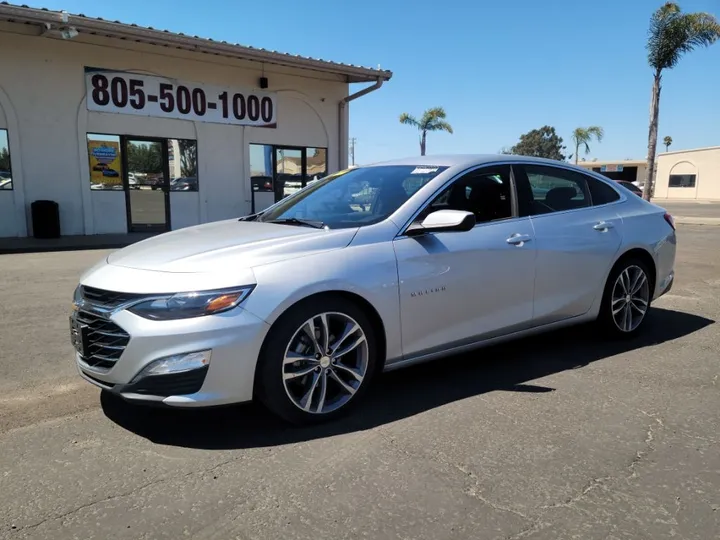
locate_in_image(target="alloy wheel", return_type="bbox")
[611,265,650,333]
[282,312,369,414]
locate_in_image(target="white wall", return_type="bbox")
[655,147,720,200]
[0,23,349,237]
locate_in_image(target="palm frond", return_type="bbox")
[399,113,419,127]
[647,2,720,70]
[587,126,604,141]
[419,107,448,129]
[426,120,453,134]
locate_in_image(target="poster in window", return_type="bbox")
[88,140,123,189]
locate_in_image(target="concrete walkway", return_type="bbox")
[0,232,157,254]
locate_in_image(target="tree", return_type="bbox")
[663,135,673,151]
[643,2,720,200]
[399,107,453,156]
[178,140,197,177]
[127,143,162,174]
[506,125,567,161]
[572,126,604,164]
[0,147,10,172]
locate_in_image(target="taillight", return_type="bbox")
[663,212,675,231]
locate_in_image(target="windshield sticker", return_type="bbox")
[411,167,440,174]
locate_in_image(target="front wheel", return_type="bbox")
[255,296,378,425]
[597,257,653,338]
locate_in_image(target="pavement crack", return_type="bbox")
[15,455,243,532]
[539,476,614,513]
[454,464,532,521]
[379,431,534,523]
[502,520,549,540]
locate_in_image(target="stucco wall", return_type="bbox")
[654,147,720,200]
[0,23,349,237]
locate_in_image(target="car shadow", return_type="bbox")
[101,307,713,450]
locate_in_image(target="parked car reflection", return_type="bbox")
[170,177,198,191]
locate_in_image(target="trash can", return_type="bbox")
[30,200,61,239]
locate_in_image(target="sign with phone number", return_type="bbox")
[84,67,277,128]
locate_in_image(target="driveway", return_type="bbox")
[0,225,718,539]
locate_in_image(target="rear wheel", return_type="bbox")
[255,296,377,425]
[597,257,653,337]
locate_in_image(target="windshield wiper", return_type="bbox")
[266,217,326,229]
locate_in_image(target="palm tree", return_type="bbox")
[572,126,604,164]
[643,2,720,200]
[663,135,673,152]
[399,107,453,156]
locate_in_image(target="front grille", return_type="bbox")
[75,310,130,370]
[81,286,145,310]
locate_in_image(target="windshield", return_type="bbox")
[258,165,448,229]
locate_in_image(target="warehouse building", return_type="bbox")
[577,146,720,201]
[0,3,391,238]
[652,146,720,201]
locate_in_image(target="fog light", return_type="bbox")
[132,350,211,382]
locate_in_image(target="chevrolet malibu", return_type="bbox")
[71,155,676,424]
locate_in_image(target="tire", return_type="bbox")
[597,257,653,338]
[255,295,378,425]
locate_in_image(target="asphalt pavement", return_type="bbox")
[655,200,720,223]
[0,225,719,539]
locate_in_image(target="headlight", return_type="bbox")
[128,286,255,321]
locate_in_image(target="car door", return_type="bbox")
[393,164,537,359]
[513,163,624,325]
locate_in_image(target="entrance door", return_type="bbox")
[274,147,305,203]
[123,137,170,232]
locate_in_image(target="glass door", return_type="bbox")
[273,147,305,202]
[123,137,170,232]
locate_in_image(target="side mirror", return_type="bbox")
[405,209,476,237]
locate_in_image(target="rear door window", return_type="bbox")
[519,164,591,215]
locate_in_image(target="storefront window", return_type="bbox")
[0,129,12,191]
[305,148,328,183]
[87,134,198,192]
[87,134,124,191]
[168,139,198,192]
[250,143,274,193]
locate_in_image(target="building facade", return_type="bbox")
[576,160,647,186]
[0,4,391,238]
[653,147,720,201]
[576,147,720,200]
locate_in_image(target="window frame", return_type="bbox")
[85,132,200,194]
[0,128,13,191]
[668,173,697,188]
[398,163,520,237]
[513,163,625,218]
[167,138,200,194]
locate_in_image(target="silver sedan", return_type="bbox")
[71,155,677,424]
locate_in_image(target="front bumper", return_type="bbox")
[74,305,270,407]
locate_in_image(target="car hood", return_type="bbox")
[106,218,358,273]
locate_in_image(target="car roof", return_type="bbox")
[363,154,581,169]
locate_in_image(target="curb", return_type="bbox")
[674,217,720,226]
[0,242,131,255]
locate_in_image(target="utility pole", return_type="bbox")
[349,137,357,166]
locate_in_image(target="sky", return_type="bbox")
[24,0,720,165]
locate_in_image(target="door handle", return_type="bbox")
[593,221,614,231]
[506,233,532,246]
